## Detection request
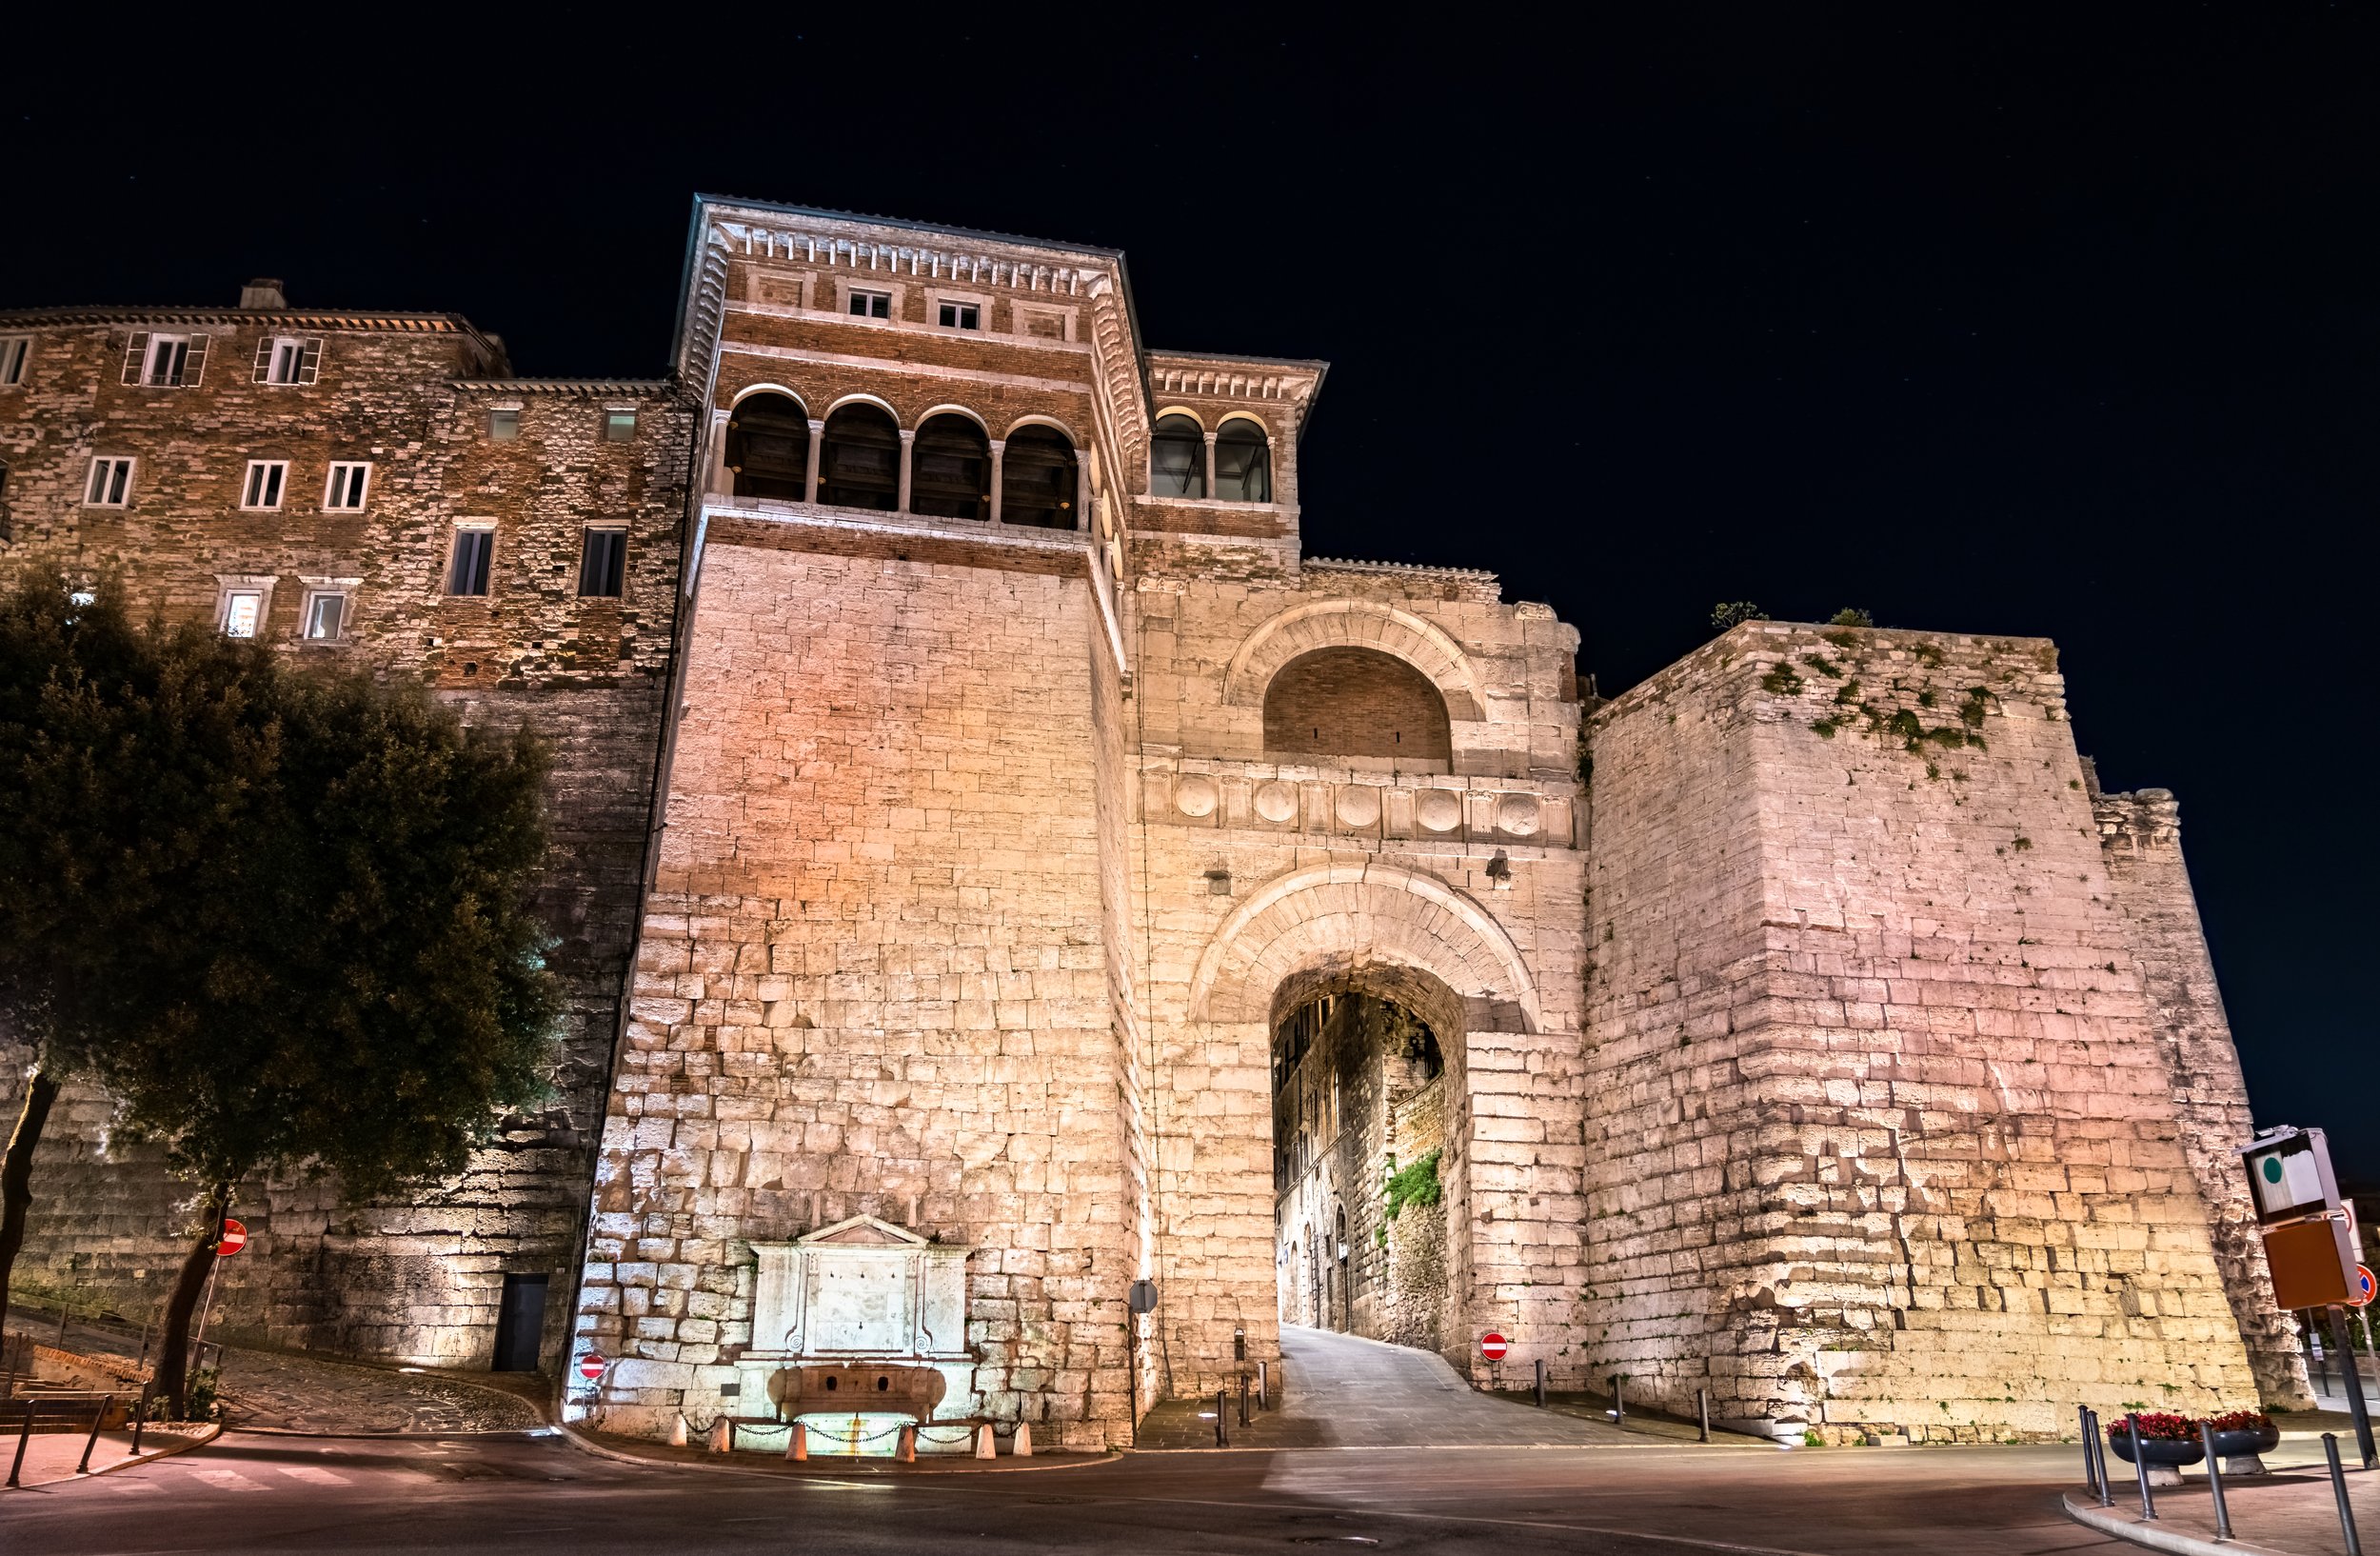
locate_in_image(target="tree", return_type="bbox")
[94,664,563,1414]
[1710,601,1766,633]
[0,569,277,1340]
[0,569,563,1413]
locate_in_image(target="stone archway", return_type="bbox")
[1179,861,1553,1385]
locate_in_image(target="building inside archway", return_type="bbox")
[1272,990,1448,1351]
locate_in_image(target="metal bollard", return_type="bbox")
[76,1395,114,1475]
[2129,1413,2156,1521]
[7,1404,34,1489]
[2087,1409,2112,1507]
[1536,1359,1547,1408]
[1610,1375,1625,1431]
[1698,1388,1711,1444]
[1257,1360,1268,1411]
[1239,1375,1250,1427]
[2328,1433,2365,1556]
[1215,1387,1228,1447]
[2199,1421,2231,1542]
[130,1382,150,1458]
[2079,1406,2101,1500]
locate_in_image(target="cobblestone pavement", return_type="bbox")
[1135,1324,1646,1448]
[5,1307,544,1436]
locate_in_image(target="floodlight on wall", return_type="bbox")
[1485,850,1513,888]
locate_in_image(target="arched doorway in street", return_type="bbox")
[1271,970,1456,1355]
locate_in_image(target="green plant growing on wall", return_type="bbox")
[1762,662,1804,695]
[1711,601,1766,632]
[1829,608,1874,628]
[1800,654,1843,679]
[1383,1149,1443,1221]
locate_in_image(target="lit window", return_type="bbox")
[221,591,264,638]
[603,409,637,443]
[0,336,29,387]
[303,591,347,641]
[488,409,521,441]
[578,529,625,597]
[325,462,371,510]
[848,289,892,319]
[241,460,288,510]
[447,526,494,596]
[85,457,134,507]
[938,301,980,330]
[256,335,318,386]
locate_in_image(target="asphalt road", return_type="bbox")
[4,1429,2124,1556]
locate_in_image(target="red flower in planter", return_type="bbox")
[2201,1410,2276,1434]
[2109,1412,2197,1442]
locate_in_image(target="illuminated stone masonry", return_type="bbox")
[0,199,2294,1446]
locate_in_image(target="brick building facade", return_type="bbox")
[0,197,2296,1446]
[0,283,695,1369]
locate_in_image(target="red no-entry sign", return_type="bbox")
[215,1218,248,1258]
[579,1351,606,1382]
[1479,1333,1509,1362]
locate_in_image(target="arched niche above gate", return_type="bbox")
[1220,600,1488,723]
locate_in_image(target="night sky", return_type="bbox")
[6,10,2372,1170]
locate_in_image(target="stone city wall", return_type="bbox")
[2093,785,2305,1405]
[1583,622,2261,1441]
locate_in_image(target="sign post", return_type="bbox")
[2241,1127,2375,1467]
[1126,1280,1159,1448]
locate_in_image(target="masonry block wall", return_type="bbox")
[1126,542,1591,1395]
[1583,622,2262,1441]
[0,296,690,1367]
[2095,786,2304,1405]
[572,540,1136,1450]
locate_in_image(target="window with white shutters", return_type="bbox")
[126,332,207,387]
[324,462,371,510]
[254,335,322,386]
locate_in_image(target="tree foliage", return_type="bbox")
[88,667,564,1201]
[0,568,564,1397]
[0,569,277,1334]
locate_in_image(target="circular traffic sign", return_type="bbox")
[579,1351,606,1381]
[2355,1266,2375,1307]
[215,1218,248,1258]
[1479,1332,1509,1362]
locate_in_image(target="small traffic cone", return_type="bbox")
[896,1424,917,1463]
[786,1423,808,1462]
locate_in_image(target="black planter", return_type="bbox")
[2109,1433,2206,1467]
[2210,1426,2281,1459]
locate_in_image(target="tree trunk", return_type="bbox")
[157,1186,228,1419]
[0,1067,61,1339]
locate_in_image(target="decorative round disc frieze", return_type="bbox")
[1254,781,1298,824]
[1496,793,1541,836]
[1175,775,1219,818]
[1335,786,1381,828]
[1416,790,1462,832]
